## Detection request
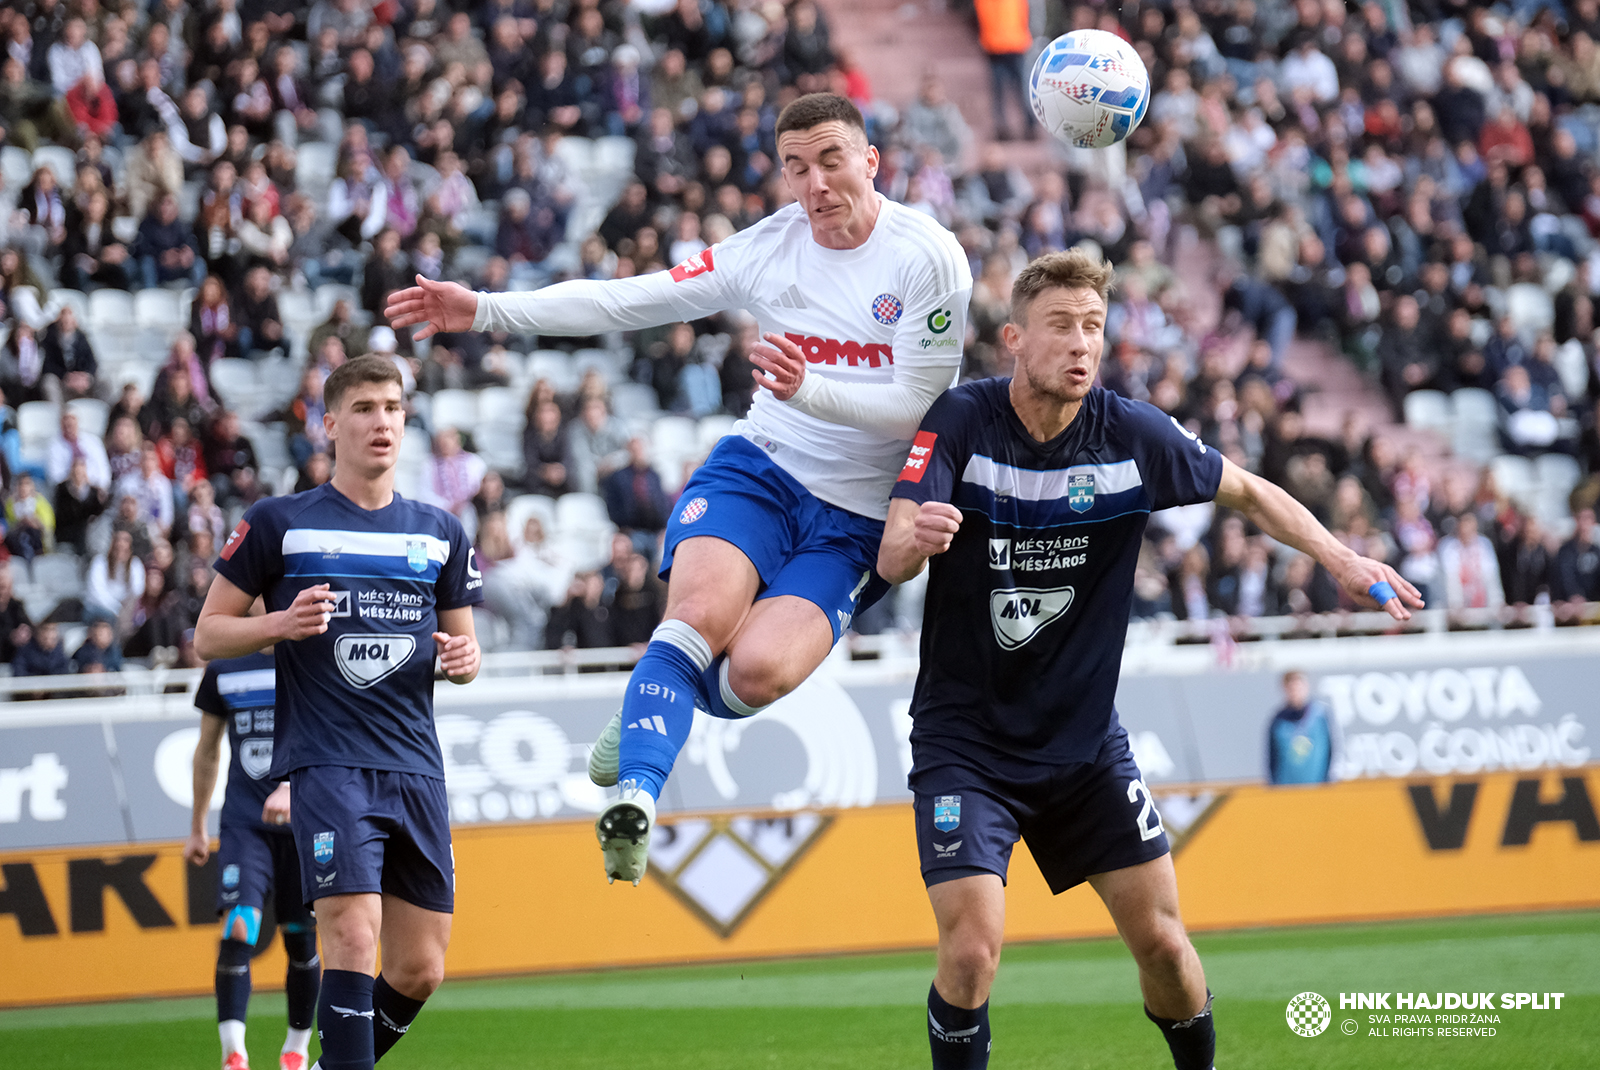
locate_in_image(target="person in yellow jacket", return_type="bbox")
[5,472,55,561]
[975,0,1035,140]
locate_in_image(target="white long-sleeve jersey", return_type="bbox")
[472,197,972,519]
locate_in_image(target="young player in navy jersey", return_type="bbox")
[184,647,321,1070]
[879,250,1423,1070]
[195,356,483,1070]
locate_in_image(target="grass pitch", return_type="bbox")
[5,910,1595,1068]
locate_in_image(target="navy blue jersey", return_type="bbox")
[194,652,282,832]
[893,382,1223,764]
[213,483,484,779]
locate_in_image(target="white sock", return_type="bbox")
[283,1027,312,1055]
[219,1019,247,1055]
[651,618,714,671]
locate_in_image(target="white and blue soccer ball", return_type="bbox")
[1028,29,1151,149]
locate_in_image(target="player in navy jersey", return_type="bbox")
[185,647,322,1070]
[879,250,1423,1070]
[194,356,483,1070]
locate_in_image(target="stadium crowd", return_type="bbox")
[0,0,1599,683]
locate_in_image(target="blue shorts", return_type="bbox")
[290,766,455,913]
[910,726,1170,895]
[661,435,890,642]
[216,823,313,926]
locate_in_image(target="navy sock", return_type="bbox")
[215,938,252,1023]
[1145,991,1215,1070]
[316,969,375,1070]
[927,983,990,1069]
[372,974,427,1063]
[616,622,712,798]
[283,927,321,1031]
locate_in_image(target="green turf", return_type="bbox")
[7,911,1596,1068]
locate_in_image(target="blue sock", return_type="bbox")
[317,969,375,1070]
[700,656,768,720]
[215,938,252,1023]
[372,973,426,1063]
[283,926,320,1031]
[927,983,990,1069]
[616,620,713,799]
[1145,991,1215,1070]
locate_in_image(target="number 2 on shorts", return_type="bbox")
[1126,777,1166,841]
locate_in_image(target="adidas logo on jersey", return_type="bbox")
[628,715,670,734]
[989,586,1075,650]
[770,284,807,309]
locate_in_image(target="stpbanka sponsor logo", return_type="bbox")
[334,633,416,688]
[990,586,1074,650]
[783,332,895,367]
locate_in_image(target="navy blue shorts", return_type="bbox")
[910,727,1170,895]
[660,435,890,642]
[216,823,313,925]
[290,766,455,913]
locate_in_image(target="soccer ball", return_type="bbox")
[1028,29,1151,149]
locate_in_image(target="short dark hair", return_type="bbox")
[325,354,403,412]
[775,93,866,140]
[1010,249,1116,323]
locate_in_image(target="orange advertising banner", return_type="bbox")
[2,767,1596,1007]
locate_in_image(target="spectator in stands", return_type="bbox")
[203,409,259,508]
[190,275,240,366]
[602,436,671,543]
[1497,364,1566,456]
[40,306,96,402]
[495,188,565,287]
[565,395,630,495]
[294,450,331,493]
[15,166,67,259]
[4,471,51,561]
[126,130,185,222]
[52,456,106,555]
[426,427,486,522]
[234,266,284,357]
[611,550,666,646]
[1500,515,1554,607]
[902,73,971,173]
[60,188,132,292]
[47,18,102,97]
[86,528,144,622]
[0,567,29,664]
[72,616,123,674]
[522,398,570,497]
[104,414,143,486]
[1266,670,1336,785]
[475,511,555,650]
[0,322,47,404]
[1438,511,1505,612]
[359,227,411,324]
[1556,508,1600,606]
[1376,295,1443,413]
[137,192,205,290]
[121,560,186,659]
[155,416,206,509]
[276,365,328,468]
[0,57,77,152]
[116,442,174,538]
[143,347,212,437]
[237,196,294,274]
[13,619,70,678]
[1168,545,1214,622]
[545,571,613,650]
[46,409,111,492]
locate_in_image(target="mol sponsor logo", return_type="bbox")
[783,333,895,368]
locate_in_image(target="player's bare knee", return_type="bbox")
[389,957,446,999]
[1130,925,1192,979]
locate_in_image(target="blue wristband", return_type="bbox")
[1368,580,1397,605]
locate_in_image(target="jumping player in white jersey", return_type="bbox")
[386,93,972,884]
[880,250,1424,1070]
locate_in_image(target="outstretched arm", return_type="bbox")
[751,332,961,439]
[1213,456,1424,618]
[386,259,735,340]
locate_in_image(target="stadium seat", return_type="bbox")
[698,415,737,449]
[429,389,479,433]
[553,137,596,174]
[133,288,185,331]
[1505,282,1555,336]
[1536,452,1582,501]
[0,146,32,192]
[477,424,523,474]
[1450,388,1501,463]
[594,137,637,177]
[556,492,610,533]
[1402,390,1452,435]
[476,386,525,427]
[650,416,698,459]
[31,146,77,191]
[507,494,557,546]
[210,359,262,412]
[65,398,109,440]
[1451,388,1498,428]
[242,422,292,473]
[88,290,135,333]
[276,288,317,326]
[29,554,83,596]
[295,142,337,195]
[314,284,362,318]
[17,401,60,464]
[610,382,660,420]
[51,289,89,323]
[1490,454,1538,510]
[526,351,579,392]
